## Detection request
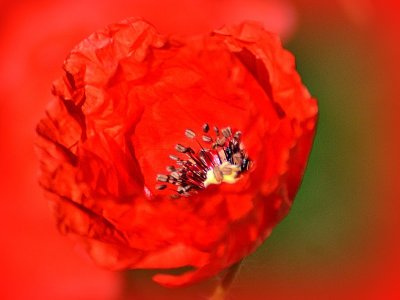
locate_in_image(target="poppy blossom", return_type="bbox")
[36,18,317,287]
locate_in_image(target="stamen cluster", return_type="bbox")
[156,123,251,198]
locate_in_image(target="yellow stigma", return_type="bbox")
[204,162,241,187]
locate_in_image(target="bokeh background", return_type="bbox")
[0,0,399,299]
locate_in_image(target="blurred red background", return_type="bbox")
[0,0,399,299]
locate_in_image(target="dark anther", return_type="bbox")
[202,123,210,133]
[233,153,243,165]
[224,147,233,164]
[221,127,232,138]
[156,174,169,182]
[185,129,196,139]
[184,185,193,192]
[234,131,242,140]
[216,136,226,146]
[177,186,186,194]
[170,172,180,180]
[202,135,212,143]
[175,144,188,153]
[168,177,178,184]
[229,140,239,153]
[156,184,167,190]
[241,158,250,171]
[166,166,176,172]
[185,147,195,154]
[169,154,179,161]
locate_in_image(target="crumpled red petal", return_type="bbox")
[36,18,317,287]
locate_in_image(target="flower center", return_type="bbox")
[156,123,251,199]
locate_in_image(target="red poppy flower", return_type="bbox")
[36,18,317,287]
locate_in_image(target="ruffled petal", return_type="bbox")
[36,18,317,288]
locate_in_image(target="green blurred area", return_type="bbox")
[122,5,384,299]
[239,2,381,285]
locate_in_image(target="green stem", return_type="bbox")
[209,260,242,300]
